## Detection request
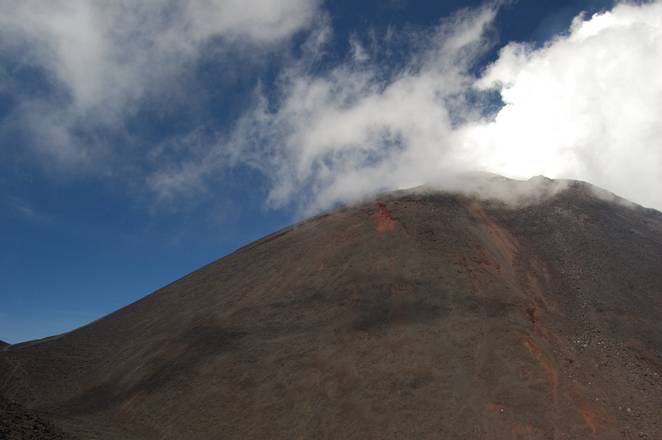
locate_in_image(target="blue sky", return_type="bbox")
[3,0,662,343]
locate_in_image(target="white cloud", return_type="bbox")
[4,0,662,215]
[196,0,662,214]
[0,0,320,166]
[467,1,662,210]
[220,5,500,214]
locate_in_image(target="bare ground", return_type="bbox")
[1,178,661,439]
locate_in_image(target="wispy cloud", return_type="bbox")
[0,0,321,168]
[167,0,662,214]
[149,5,500,214]
[4,195,51,224]
[3,1,662,216]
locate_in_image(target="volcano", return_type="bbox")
[1,177,661,439]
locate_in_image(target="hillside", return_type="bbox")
[0,395,75,440]
[1,177,661,439]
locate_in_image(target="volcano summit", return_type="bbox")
[1,177,661,439]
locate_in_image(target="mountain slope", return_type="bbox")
[0,395,75,440]
[2,178,661,439]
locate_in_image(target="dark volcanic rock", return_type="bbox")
[1,178,661,439]
[0,395,75,440]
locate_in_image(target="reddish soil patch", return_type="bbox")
[526,304,538,324]
[511,423,536,438]
[374,202,396,232]
[578,401,599,435]
[485,402,506,413]
[469,252,502,272]
[520,334,559,400]
[464,201,518,267]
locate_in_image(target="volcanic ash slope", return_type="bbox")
[1,177,662,439]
